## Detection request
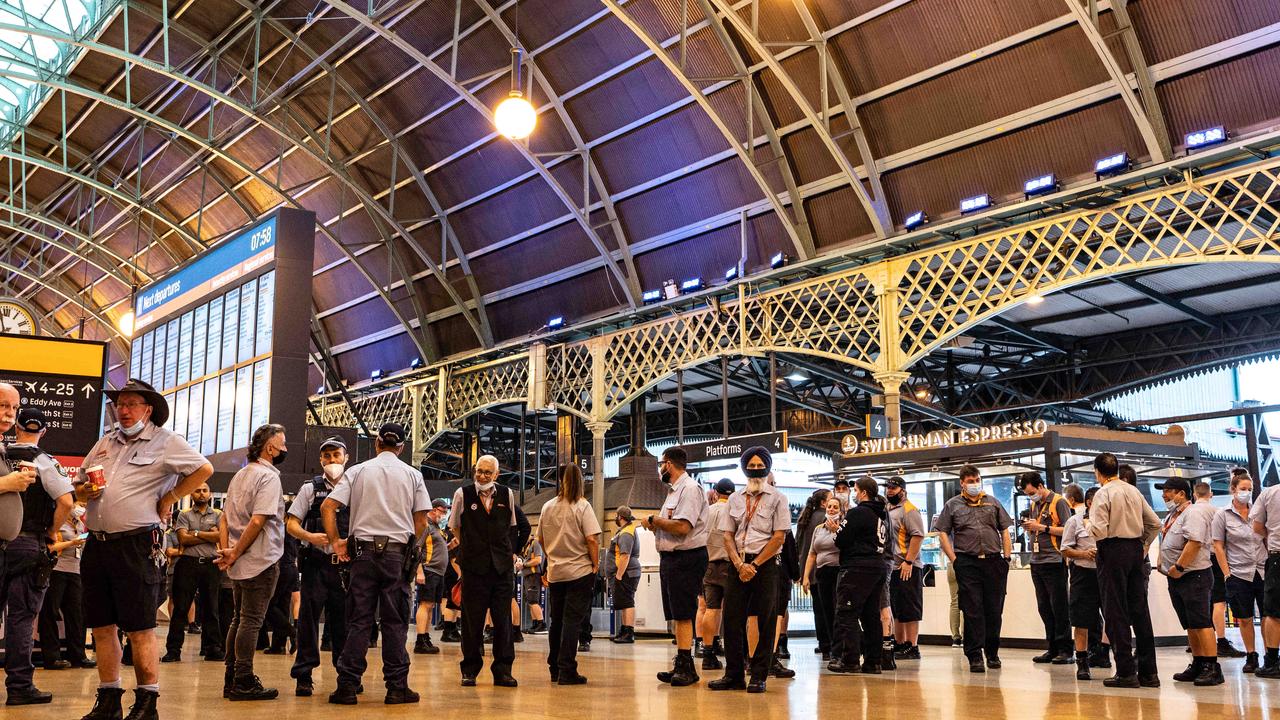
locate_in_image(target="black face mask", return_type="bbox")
[887,492,903,505]
[744,467,769,479]
[272,449,288,467]
[660,471,672,484]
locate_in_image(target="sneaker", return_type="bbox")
[1244,652,1259,674]
[1217,638,1245,658]
[951,637,964,648]
[578,640,591,653]
[228,675,279,701]
[895,645,921,660]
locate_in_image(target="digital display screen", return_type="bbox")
[177,311,193,386]
[206,295,223,377]
[255,271,274,357]
[201,377,218,456]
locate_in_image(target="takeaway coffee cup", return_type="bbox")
[84,465,106,489]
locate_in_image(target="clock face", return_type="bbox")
[0,301,36,336]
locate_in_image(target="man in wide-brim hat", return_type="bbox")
[76,378,213,720]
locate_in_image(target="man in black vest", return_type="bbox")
[449,454,525,687]
[285,437,351,697]
[4,408,74,705]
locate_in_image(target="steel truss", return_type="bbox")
[306,155,1280,461]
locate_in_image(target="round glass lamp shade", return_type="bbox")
[494,92,537,139]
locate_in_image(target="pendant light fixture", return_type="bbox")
[494,3,535,140]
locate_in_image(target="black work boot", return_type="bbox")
[1075,651,1091,680]
[328,683,359,705]
[669,654,699,686]
[122,689,159,720]
[769,657,796,678]
[1173,658,1204,682]
[228,675,279,701]
[1193,660,1225,687]
[81,687,125,720]
[776,634,790,659]
[702,653,723,671]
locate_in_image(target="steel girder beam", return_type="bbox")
[780,354,979,428]
[1063,0,1170,161]
[1110,275,1215,328]
[694,0,817,258]
[473,0,643,304]
[0,7,477,357]
[325,0,641,309]
[706,0,888,238]
[598,0,808,259]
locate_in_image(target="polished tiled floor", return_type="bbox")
[12,631,1275,719]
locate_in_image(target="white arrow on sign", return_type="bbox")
[81,383,95,399]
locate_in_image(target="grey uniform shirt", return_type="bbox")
[82,423,209,533]
[1059,513,1096,570]
[539,497,602,583]
[1250,486,1280,552]
[1027,492,1073,564]
[174,506,221,558]
[604,523,642,578]
[421,523,449,577]
[329,451,430,543]
[655,473,709,552]
[223,461,285,581]
[1087,479,1162,546]
[520,540,544,577]
[55,517,83,573]
[809,523,840,568]
[287,478,336,554]
[719,484,791,556]
[887,500,926,567]
[0,453,17,541]
[1159,501,1213,573]
[1212,506,1266,581]
[932,493,1012,556]
[705,500,730,561]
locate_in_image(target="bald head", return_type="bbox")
[0,383,19,434]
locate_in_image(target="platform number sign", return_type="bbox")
[866,414,888,439]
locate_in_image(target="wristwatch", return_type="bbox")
[1173,563,1186,573]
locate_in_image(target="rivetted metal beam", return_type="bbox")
[325,0,641,309]
[1063,0,1169,161]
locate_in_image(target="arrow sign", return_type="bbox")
[680,431,789,465]
[82,383,94,399]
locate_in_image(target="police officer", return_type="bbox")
[885,476,925,660]
[75,379,213,720]
[698,478,735,668]
[933,464,1013,674]
[162,482,222,663]
[1088,452,1162,687]
[3,407,74,705]
[286,436,350,696]
[1156,477,1222,685]
[827,475,890,675]
[709,447,790,694]
[642,446,709,687]
[1017,471,1073,664]
[323,422,430,704]
[450,454,521,688]
[1252,471,1280,678]
[413,498,450,654]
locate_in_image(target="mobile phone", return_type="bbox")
[76,533,89,541]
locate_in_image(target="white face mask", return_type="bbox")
[1236,490,1254,505]
[120,419,146,437]
[476,480,496,493]
[825,512,840,522]
[323,463,345,481]
[834,492,849,503]
[963,483,982,497]
[72,505,86,519]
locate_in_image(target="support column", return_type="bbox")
[556,411,577,471]
[873,371,910,438]
[586,421,612,526]
[461,414,480,477]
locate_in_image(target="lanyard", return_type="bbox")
[739,493,765,554]
[1162,502,1187,536]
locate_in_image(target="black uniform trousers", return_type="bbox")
[460,567,516,677]
[1030,561,1071,655]
[336,548,412,690]
[832,566,885,666]
[953,554,1009,661]
[1096,538,1157,678]
[721,556,779,681]
[265,560,298,648]
[38,570,86,664]
[3,535,50,691]
[165,556,222,655]
[812,565,839,653]
[546,572,594,675]
[291,557,347,680]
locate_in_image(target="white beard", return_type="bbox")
[746,477,765,494]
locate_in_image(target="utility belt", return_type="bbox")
[4,534,58,585]
[88,525,158,543]
[354,538,408,554]
[178,555,217,565]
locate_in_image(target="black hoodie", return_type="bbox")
[834,495,888,569]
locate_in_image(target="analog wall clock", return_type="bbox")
[0,298,39,336]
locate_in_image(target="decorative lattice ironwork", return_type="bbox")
[743,271,882,370]
[893,163,1280,365]
[308,386,411,432]
[444,355,530,427]
[546,343,593,419]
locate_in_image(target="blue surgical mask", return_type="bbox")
[1236,491,1253,505]
[120,419,146,437]
[963,483,982,497]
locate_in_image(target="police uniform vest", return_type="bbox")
[456,484,515,575]
[6,443,55,536]
[301,475,349,562]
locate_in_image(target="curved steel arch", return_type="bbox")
[0,15,487,352]
[0,256,125,342]
[325,0,640,308]
[598,0,808,259]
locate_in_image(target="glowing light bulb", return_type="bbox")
[117,310,135,337]
[1026,294,1045,306]
[495,92,536,139]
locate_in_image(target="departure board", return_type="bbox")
[127,209,316,482]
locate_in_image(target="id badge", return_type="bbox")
[1032,541,1040,554]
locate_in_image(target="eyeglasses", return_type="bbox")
[475,468,496,476]
[0,403,16,412]
[115,401,149,410]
